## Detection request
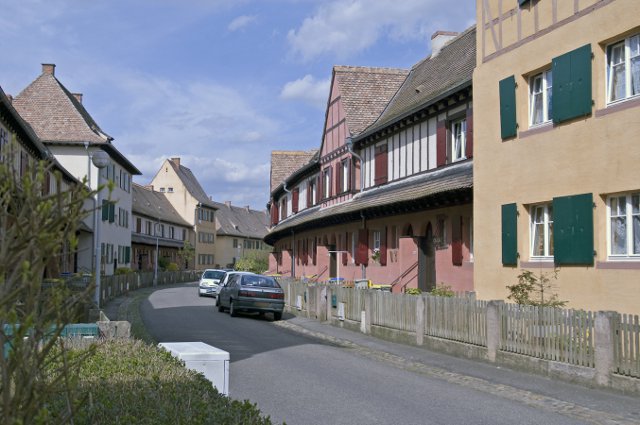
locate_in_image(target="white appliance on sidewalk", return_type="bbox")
[159,341,230,396]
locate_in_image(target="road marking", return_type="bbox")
[274,320,640,425]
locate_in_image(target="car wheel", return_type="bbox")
[216,298,224,312]
[229,300,237,317]
[273,311,282,321]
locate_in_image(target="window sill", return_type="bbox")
[595,96,640,118]
[519,260,555,268]
[518,122,553,139]
[597,260,640,270]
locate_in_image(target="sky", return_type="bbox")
[0,0,476,210]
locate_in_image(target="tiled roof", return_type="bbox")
[13,69,110,144]
[0,85,78,184]
[333,66,409,136]
[132,183,191,227]
[168,160,217,209]
[365,26,476,135]
[270,150,318,193]
[265,161,472,245]
[212,201,269,240]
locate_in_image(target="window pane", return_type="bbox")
[611,216,627,254]
[532,223,544,256]
[633,195,640,254]
[608,43,626,102]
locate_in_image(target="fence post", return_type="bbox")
[316,286,327,321]
[594,311,616,387]
[416,295,425,346]
[486,300,503,362]
[362,291,372,334]
[326,287,332,322]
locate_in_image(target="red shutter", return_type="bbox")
[317,175,322,203]
[465,109,473,159]
[342,232,349,265]
[347,160,352,192]
[303,239,308,265]
[335,163,342,195]
[374,145,388,185]
[356,229,369,266]
[437,120,447,167]
[271,202,279,225]
[312,238,317,265]
[452,216,463,266]
[380,227,388,266]
[292,188,299,213]
[42,171,51,195]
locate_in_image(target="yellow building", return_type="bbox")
[473,0,640,314]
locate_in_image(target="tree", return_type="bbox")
[234,251,269,274]
[506,269,567,307]
[0,142,97,423]
[177,240,195,270]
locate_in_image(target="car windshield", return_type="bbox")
[242,276,280,288]
[203,270,225,280]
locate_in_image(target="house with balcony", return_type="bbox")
[266,28,475,293]
[131,183,194,271]
[149,157,218,269]
[12,64,141,275]
[473,0,640,314]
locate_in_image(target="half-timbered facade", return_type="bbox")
[267,28,476,293]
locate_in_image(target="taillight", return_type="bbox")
[238,290,257,297]
[269,293,284,299]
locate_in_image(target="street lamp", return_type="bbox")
[91,149,109,308]
[154,220,161,287]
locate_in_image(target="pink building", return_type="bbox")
[266,28,475,294]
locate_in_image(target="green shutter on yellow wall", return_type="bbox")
[502,203,518,266]
[552,44,592,123]
[499,76,517,139]
[552,193,594,265]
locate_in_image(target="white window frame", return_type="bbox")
[607,192,640,258]
[529,70,553,126]
[323,168,331,199]
[372,230,381,251]
[606,34,640,104]
[530,203,554,259]
[451,118,466,162]
[341,159,349,193]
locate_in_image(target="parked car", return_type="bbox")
[216,273,284,320]
[198,269,226,297]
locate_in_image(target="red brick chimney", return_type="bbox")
[42,63,56,76]
[170,157,181,167]
[72,93,83,104]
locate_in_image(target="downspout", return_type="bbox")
[360,210,366,280]
[347,136,366,279]
[283,182,295,278]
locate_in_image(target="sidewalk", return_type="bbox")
[276,314,640,423]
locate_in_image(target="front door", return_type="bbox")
[328,244,337,279]
[417,225,436,292]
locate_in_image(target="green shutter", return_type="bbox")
[499,76,517,139]
[125,246,131,264]
[102,200,109,221]
[552,44,592,123]
[552,193,593,265]
[502,203,518,266]
[109,202,115,223]
[518,0,530,5]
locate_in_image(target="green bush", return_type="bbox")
[166,262,179,271]
[429,284,455,297]
[235,251,269,274]
[45,339,275,424]
[115,267,132,275]
[405,288,422,295]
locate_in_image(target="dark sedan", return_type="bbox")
[216,274,284,320]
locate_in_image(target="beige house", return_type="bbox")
[473,0,640,314]
[211,201,270,269]
[149,158,217,269]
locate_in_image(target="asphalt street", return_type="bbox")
[120,283,640,425]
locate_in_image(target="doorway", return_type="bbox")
[328,244,337,279]
[418,224,436,292]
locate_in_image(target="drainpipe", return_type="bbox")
[360,210,366,280]
[345,136,364,194]
[283,182,295,278]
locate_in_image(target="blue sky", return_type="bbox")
[0,0,475,210]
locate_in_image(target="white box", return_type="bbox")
[159,342,230,396]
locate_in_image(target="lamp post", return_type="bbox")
[91,150,109,308]
[154,220,161,287]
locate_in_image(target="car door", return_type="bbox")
[219,274,235,307]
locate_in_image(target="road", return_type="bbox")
[141,283,640,425]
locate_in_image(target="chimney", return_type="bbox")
[42,63,56,76]
[6,94,12,103]
[72,93,83,104]
[431,31,458,57]
[145,184,154,191]
[225,201,232,208]
[245,206,250,212]
[170,157,180,167]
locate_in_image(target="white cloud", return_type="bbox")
[287,0,475,61]
[228,14,257,32]
[280,75,330,109]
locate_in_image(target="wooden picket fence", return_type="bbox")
[499,304,595,368]
[614,313,640,378]
[424,295,488,346]
[371,291,416,333]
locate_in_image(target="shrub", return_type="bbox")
[506,269,567,307]
[45,339,275,424]
[429,284,455,297]
[166,262,179,271]
[115,267,132,275]
[235,251,269,274]
[405,288,422,295]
